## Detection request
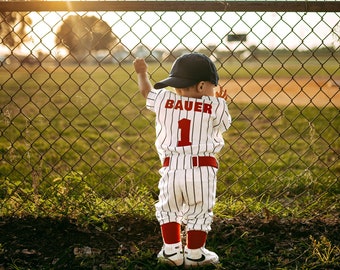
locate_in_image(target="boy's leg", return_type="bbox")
[186,230,207,249]
[155,169,185,266]
[184,230,219,267]
[157,222,184,266]
[183,167,219,267]
[161,222,181,244]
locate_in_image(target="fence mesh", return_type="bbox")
[0,1,339,222]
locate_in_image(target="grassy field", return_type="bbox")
[0,59,338,218]
[0,58,339,269]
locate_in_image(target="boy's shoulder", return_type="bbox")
[149,88,175,98]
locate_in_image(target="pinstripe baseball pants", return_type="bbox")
[155,166,218,232]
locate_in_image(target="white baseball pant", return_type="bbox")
[155,165,218,232]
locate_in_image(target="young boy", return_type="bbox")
[133,53,231,267]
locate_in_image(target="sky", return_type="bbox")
[1,10,339,56]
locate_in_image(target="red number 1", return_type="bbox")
[177,118,192,146]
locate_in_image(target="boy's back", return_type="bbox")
[147,89,231,168]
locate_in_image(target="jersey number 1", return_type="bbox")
[177,118,192,146]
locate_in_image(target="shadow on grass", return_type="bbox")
[0,215,339,269]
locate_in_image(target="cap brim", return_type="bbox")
[154,77,197,89]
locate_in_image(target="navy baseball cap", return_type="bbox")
[154,53,219,89]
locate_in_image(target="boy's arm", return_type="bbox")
[133,58,152,98]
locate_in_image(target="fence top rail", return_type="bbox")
[0,1,339,12]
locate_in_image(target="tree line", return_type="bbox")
[1,12,337,64]
[1,12,117,59]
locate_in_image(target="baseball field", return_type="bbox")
[0,58,339,269]
[225,76,340,107]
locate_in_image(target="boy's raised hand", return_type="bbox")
[133,58,152,98]
[215,85,228,100]
[133,58,148,74]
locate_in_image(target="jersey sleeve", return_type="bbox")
[214,98,232,133]
[146,89,161,112]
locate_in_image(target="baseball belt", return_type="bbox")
[163,156,218,168]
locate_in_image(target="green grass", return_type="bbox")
[0,59,339,224]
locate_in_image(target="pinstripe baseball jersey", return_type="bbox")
[146,89,231,169]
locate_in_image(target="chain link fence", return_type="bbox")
[0,1,339,222]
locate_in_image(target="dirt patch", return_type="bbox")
[223,77,340,107]
[1,215,339,269]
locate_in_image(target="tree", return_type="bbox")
[0,12,32,48]
[55,15,117,60]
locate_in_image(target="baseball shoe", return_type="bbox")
[184,246,219,268]
[157,243,184,266]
